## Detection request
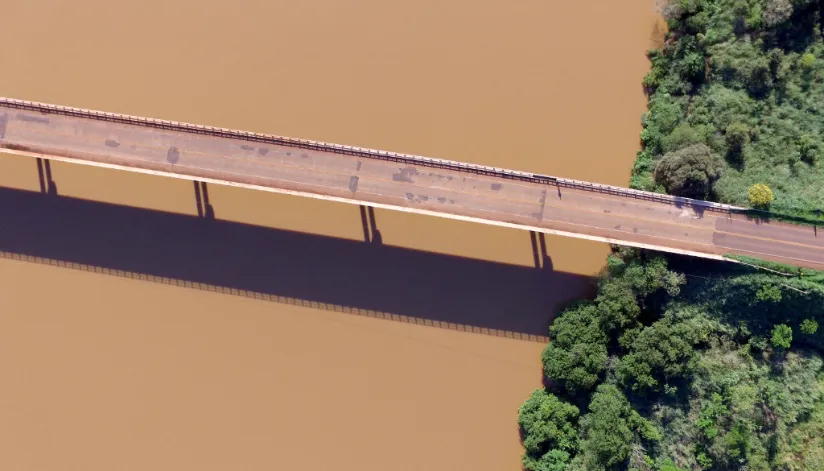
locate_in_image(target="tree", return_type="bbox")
[800,52,816,69]
[654,144,724,199]
[797,134,819,165]
[755,283,782,303]
[595,279,641,332]
[800,318,818,335]
[618,255,686,298]
[518,389,580,471]
[527,450,570,471]
[617,320,698,392]
[725,122,750,162]
[597,254,685,335]
[660,123,708,153]
[771,324,793,350]
[578,385,660,470]
[542,305,608,393]
[748,183,774,207]
[763,0,793,27]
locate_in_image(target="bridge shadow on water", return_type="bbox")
[0,185,593,341]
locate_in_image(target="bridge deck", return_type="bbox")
[1,98,823,270]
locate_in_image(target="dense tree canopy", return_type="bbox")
[542,304,609,394]
[654,144,724,198]
[521,248,824,470]
[518,389,580,471]
[575,384,659,470]
[631,0,824,220]
[616,318,699,393]
[520,1,824,470]
[542,254,685,394]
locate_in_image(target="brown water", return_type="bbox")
[0,1,664,469]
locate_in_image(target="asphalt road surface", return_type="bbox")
[1,100,823,270]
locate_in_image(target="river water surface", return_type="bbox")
[0,1,663,469]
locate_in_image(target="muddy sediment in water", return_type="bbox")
[0,1,664,469]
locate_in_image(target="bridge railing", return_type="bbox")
[0,97,744,213]
[551,177,743,213]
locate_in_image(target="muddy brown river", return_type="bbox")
[0,1,663,469]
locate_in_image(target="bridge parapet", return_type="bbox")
[0,97,742,214]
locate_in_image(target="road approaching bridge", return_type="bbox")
[1,97,823,270]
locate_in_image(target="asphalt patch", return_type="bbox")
[167,147,180,164]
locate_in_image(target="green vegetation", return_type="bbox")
[519,249,824,470]
[654,144,724,198]
[520,1,824,469]
[519,389,580,471]
[771,323,793,349]
[631,0,824,219]
[748,183,775,206]
[724,253,824,286]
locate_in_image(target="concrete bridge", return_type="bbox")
[1,97,823,270]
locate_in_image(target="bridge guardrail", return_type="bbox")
[551,177,744,212]
[0,97,745,213]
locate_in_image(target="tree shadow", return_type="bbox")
[673,199,707,219]
[765,2,820,53]
[0,186,593,340]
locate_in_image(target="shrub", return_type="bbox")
[801,52,816,69]
[771,324,793,350]
[755,283,782,302]
[617,320,698,392]
[578,384,659,469]
[725,122,750,164]
[654,144,724,199]
[801,318,819,335]
[798,134,820,164]
[542,305,609,393]
[748,183,774,207]
[763,0,794,27]
[725,123,750,150]
[518,389,579,471]
[661,123,708,153]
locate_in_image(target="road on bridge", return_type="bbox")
[1,98,823,270]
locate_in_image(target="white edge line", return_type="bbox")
[2,97,746,211]
[2,149,731,262]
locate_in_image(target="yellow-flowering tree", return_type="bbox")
[748,183,774,207]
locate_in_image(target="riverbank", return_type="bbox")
[519,2,824,469]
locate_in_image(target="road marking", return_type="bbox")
[1,148,732,263]
[7,118,824,263]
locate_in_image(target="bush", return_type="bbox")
[518,389,579,471]
[748,183,774,207]
[801,318,819,335]
[763,0,794,27]
[725,122,750,164]
[654,144,724,199]
[771,324,793,349]
[661,123,709,153]
[798,134,820,165]
[578,384,659,469]
[801,52,816,69]
[725,122,750,148]
[755,283,782,302]
[542,305,608,393]
[617,320,698,392]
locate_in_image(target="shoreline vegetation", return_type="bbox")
[518,1,824,470]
